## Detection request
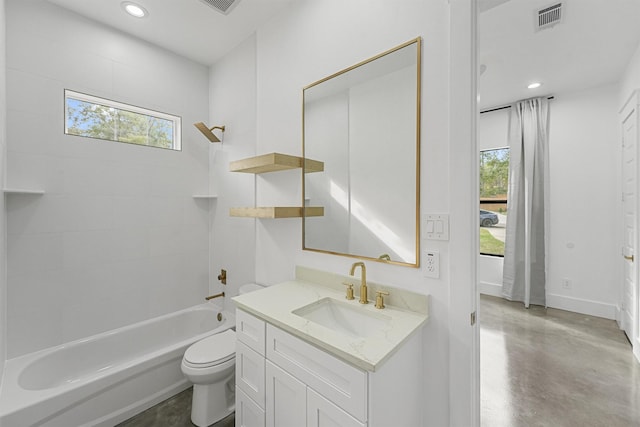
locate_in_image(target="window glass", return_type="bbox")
[479,148,508,256]
[65,90,181,150]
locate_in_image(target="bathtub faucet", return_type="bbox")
[205,292,225,301]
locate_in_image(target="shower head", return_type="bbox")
[194,122,226,143]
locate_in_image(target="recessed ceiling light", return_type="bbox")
[121,2,148,18]
[528,82,542,89]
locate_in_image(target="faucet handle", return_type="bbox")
[342,282,355,300]
[375,290,390,309]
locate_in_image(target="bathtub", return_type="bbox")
[0,302,234,427]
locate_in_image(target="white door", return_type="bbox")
[307,388,365,427]
[621,93,639,359]
[265,361,306,427]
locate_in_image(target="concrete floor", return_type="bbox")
[116,387,234,427]
[481,295,640,427]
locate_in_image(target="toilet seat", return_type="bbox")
[183,329,236,368]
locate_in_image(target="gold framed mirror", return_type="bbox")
[302,38,421,267]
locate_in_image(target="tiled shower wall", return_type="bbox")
[5,0,211,358]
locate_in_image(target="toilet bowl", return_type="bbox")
[181,283,265,426]
[181,329,236,426]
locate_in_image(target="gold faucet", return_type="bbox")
[205,292,225,300]
[349,262,368,304]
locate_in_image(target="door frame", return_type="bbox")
[620,89,640,363]
[449,0,480,425]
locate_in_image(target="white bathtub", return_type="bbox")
[0,302,234,427]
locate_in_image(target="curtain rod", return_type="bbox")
[480,96,555,114]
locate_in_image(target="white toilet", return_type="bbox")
[181,329,236,426]
[181,283,265,426]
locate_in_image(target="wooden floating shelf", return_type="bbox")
[230,207,324,218]
[230,153,324,174]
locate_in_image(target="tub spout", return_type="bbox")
[205,292,225,301]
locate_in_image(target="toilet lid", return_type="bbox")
[184,329,236,366]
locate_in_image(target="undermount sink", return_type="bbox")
[292,297,392,338]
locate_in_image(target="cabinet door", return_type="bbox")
[265,361,306,427]
[266,325,367,422]
[307,388,366,427]
[236,341,265,408]
[237,388,265,427]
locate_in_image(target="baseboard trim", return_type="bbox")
[616,305,624,328]
[478,281,502,298]
[546,293,617,320]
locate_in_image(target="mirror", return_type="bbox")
[303,38,421,267]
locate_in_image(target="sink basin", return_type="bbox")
[292,297,392,338]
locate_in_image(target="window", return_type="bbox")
[479,147,509,257]
[64,90,181,150]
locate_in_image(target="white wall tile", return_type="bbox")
[7,232,64,277]
[5,0,210,357]
[111,196,152,231]
[5,68,63,114]
[7,308,63,358]
[5,150,48,192]
[6,110,53,155]
[148,196,185,228]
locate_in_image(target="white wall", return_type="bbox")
[620,40,640,106]
[547,84,620,319]
[231,0,455,424]
[208,35,257,305]
[478,85,620,319]
[0,0,7,381]
[5,0,210,358]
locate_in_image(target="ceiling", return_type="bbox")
[47,0,296,66]
[46,0,640,108]
[479,0,640,109]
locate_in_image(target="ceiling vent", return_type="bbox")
[198,0,241,15]
[535,2,563,31]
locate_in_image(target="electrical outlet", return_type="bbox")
[424,250,440,278]
[562,278,571,289]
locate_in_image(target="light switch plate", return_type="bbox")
[425,214,449,241]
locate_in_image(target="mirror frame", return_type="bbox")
[302,37,421,267]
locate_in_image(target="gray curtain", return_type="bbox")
[502,97,550,307]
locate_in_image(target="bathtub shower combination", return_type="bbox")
[0,302,234,427]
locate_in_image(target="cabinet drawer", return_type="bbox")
[236,341,265,408]
[237,309,266,355]
[266,325,367,422]
[237,388,265,427]
[307,388,366,427]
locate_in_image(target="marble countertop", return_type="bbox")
[232,267,429,371]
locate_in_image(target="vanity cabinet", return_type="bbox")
[236,310,267,427]
[235,309,422,427]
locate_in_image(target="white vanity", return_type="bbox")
[232,266,429,427]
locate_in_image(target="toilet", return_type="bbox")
[181,283,265,426]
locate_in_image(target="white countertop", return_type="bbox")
[232,268,429,371]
